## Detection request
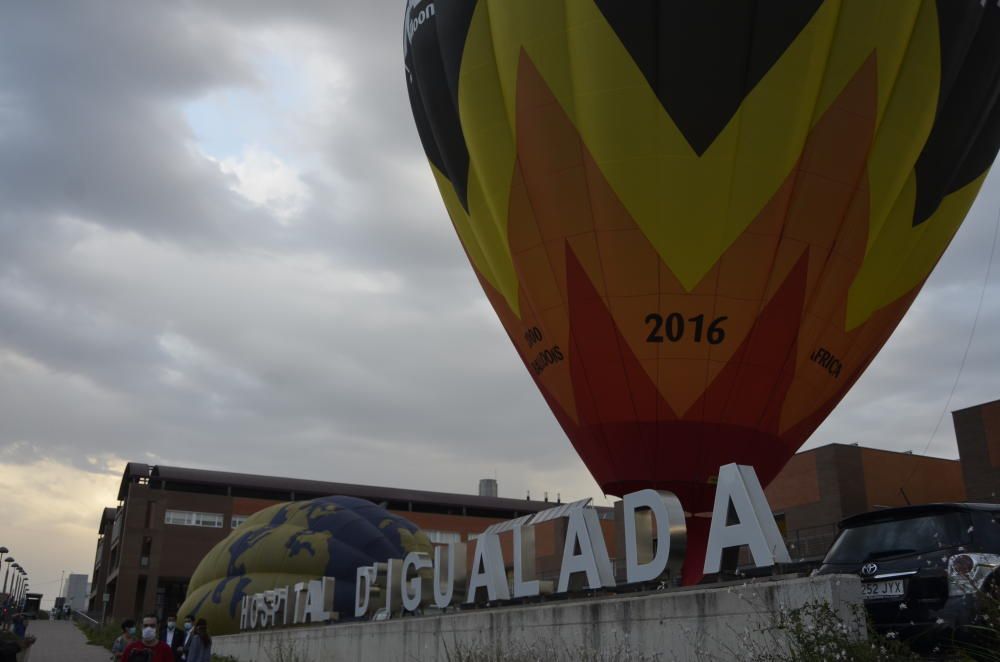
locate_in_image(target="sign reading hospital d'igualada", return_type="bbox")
[239,463,791,631]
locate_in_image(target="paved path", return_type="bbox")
[19,619,111,662]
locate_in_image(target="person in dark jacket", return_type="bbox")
[0,631,33,662]
[185,619,211,662]
[161,614,183,660]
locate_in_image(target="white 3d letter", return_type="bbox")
[354,566,375,617]
[622,489,686,583]
[466,533,510,602]
[703,463,791,574]
[401,552,432,612]
[557,507,615,592]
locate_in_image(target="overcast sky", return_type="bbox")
[2,2,998,606]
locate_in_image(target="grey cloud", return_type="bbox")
[1,1,998,511]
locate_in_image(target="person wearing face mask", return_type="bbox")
[111,619,136,662]
[161,614,182,661]
[179,614,194,660]
[122,614,173,661]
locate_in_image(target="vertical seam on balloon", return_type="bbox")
[564,0,651,487]
[560,0,638,489]
[934,26,1000,206]
[753,0,843,409]
[482,0,519,148]
[712,1,841,443]
[506,36,627,483]
[653,0,664,490]
[918,4,992,211]
[755,9,890,443]
[832,0,935,348]
[697,0,763,490]
[780,2,928,448]
[428,34,506,301]
[861,132,994,338]
[852,1,924,259]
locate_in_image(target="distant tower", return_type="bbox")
[478,478,498,498]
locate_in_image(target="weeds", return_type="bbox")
[441,631,661,662]
[75,620,121,650]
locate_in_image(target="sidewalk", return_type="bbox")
[19,619,111,662]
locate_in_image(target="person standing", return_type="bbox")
[161,615,182,661]
[178,614,194,661]
[9,615,24,640]
[110,619,136,662]
[122,614,172,662]
[184,619,211,662]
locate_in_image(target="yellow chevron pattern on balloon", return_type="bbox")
[428,0,992,330]
[406,0,999,522]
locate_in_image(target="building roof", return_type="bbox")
[952,397,1000,415]
[98,507,117,533]
[117,463,556,518]
[792,442,959,462]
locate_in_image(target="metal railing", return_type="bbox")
[70,608,100,627]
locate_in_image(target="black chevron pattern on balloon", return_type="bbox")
[594,0,823,156]
[912,1,1000,226]
[405,0,478,211]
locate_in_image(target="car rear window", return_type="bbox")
[824,511,972,564]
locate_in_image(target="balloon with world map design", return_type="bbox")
[178,495,432,634]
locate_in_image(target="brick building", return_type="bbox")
[762,398,1000,561]
[89,400,1000,619]
[89,463,556,622]
[764,444,967,561]
[952,398,1000,503]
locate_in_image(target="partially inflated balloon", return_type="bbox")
[405,0,1000,578]
[178,496,431,633]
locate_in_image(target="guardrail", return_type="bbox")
[70,609,100,627]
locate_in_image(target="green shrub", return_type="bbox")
[76,621,122,650]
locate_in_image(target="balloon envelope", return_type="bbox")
[178,496,431,634]
[405,2,1000,510]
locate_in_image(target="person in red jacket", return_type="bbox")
[122,614,173,662]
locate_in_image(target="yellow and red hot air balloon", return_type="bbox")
[405,0,1000,583]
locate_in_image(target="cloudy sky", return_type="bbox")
[1,2,998,604]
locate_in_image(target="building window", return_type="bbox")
[164,510,224,528]
[231,515,249,529]
[423,530,462,544]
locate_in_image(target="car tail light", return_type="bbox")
[948,553,1000,596]
[951,554,974,575]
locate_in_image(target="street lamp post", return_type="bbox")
[10,565,20,607]
[13,568,22,605]
[2,557,13,597]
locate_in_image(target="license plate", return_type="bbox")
[862,579,905,600]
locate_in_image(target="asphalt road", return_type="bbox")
[16,619,111,662]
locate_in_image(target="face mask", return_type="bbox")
[167,621,175,629]
[128,627,136,636]
[184,622,192,631]
[142,626,156,641]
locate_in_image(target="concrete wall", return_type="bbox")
[213,574,863,662]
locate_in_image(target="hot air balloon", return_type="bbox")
[178,496,432,634]
[405,0,1000,583]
